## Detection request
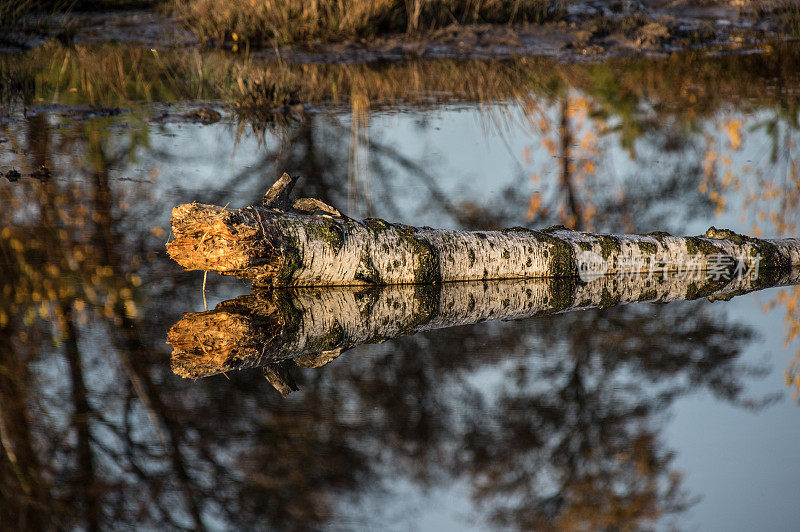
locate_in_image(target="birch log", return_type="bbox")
[168,267,800,392]
[167,176,800,287]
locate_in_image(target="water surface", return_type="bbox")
[1,44,800,530]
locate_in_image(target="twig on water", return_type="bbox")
[202,270,208,311]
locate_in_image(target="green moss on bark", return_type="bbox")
[596,235,622,261]
[392,223,442,284]
[600,286,622,307]
[305,321,345,351]
[704,226,791,270]
[545,277,577,310]
[272,244,301,286]
[638,288,657,301]
[685,279,726,300]
[535,229,578,278]
[685,236,725,256]
[637,240,657,254]
[305,218,344,253]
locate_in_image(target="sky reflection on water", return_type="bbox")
[1,45,800,530]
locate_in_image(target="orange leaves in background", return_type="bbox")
[541,136,557,156]
[526,192,543,221]
[726,120,742,150]
[524,98,601,228]
[763,287,800,399]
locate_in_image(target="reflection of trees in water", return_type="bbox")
[249,93,720,240]
[0,88,788,530]
[519,90,717,236]
[1,112,387,530]
[461,305,765,529]
[321,301,763,530]
[502,75,800,386]
[688,97,800,396]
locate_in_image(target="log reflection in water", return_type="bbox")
[169,267,800,393]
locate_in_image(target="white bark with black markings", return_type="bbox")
[167,176,800,287]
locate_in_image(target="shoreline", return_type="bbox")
[1,3,795,63]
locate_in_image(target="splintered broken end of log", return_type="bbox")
[167,299,346,398]
[166,202,280,280]
[262,362,299,397]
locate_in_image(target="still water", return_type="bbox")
[1,43,800,530]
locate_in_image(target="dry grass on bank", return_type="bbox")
[4,41,800,116]
[171,0,565,46]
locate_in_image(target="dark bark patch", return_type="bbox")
[638,288,658,301]
[596,234,622,261]
[306,217,344,253]
[704,226,791,271]
[545,277,577,310]
[531,231,577,278]
[685,236,725,256]
[354,285,383,317]
[393,225,441,284]
[272,243,301,286]
[355,256,383,284]
[398,284,441,335]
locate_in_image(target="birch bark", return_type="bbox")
[167,200,800,288]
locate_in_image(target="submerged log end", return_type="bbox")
[166,202,277,279]
[167,309,256,378]
[167,295,285,379]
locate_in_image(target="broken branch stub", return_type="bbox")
[166,176,800,287]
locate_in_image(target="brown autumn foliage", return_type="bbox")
[170,0,565,45]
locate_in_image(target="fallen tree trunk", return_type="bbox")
[167,175,800,287]
[168,267,800,394]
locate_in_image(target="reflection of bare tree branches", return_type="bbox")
[450,304,761,529]
[0,117,777,529]
[304,297,765,530]
[345,121,517,229]
[62,304,101,532]
[2,110,394,529]
[2,51,798,528]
